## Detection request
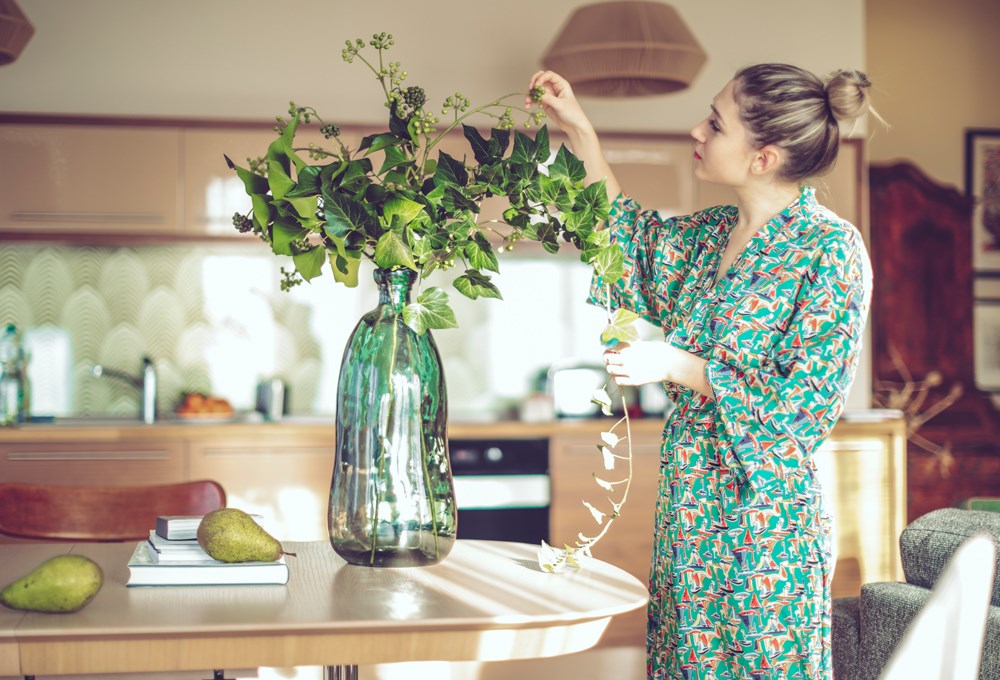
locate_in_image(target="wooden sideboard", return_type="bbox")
[0,415,906,648]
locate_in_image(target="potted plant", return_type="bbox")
[227,32,626,568]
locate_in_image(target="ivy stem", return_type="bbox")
[420,92,524,167]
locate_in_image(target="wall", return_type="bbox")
[866,0,1000,187]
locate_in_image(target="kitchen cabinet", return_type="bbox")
[0,124,181,236]
[550,427,663,649]
[187,429,333,541]
[181,125,339,238]
[549,417,907,648]
[0,435,185,490]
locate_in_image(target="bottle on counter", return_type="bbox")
[0,324,28,425]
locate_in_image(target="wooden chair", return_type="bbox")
[0,480,226,542]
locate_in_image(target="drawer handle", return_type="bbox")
[7,450,170,461]
[10,212,166,224]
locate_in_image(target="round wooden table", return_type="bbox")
[1,540,648,679]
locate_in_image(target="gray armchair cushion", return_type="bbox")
[858,581,928,680]
[832,596,862,680]
[900,508,1000,606]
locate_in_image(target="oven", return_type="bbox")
[449,438,549,544]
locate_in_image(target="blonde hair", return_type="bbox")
[733,64,875,181]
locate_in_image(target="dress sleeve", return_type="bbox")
[587,193,711,329]
[705,227,872,501]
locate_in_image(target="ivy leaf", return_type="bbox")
[593,475,614,492]
[292,246,325,282]
[380,145,410,174]
[323,193,372,238]
[592,387,613,416]
[383,196,426,226]
[593,245,624,285]
[360,133,401,154]
[271,218,305,256]
[374,231,417,270]
[284,195,319,220]
[325,239,361,287]
[600,445,615,470]
[600,307,640,348]
[600,430,622,448]
[434,151,468,188]
[224,155,269,195]
[582,501,606,525]
[464,232,499,272]
[453,269,502,300]
[462,125,492,165]
[267,159,295,200]
[510,130,537,165]
[547,144,586,185]
[403,286,458,334]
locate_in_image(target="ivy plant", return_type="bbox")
[227,32,623,334]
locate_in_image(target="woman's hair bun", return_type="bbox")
[825,69,872,124]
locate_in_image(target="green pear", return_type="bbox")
[197,508,292,563]
[0,554,103,613]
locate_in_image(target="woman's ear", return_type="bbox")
[751,145,783,176]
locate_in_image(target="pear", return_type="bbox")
[0,554,103,613]
[197,508,293,563]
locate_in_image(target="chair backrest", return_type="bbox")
[0,480,226,542]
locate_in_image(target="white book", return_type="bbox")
[155,513,267,541]
[126,543,289,587]
[145,538,215,564]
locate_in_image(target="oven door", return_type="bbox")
[449,438,550,544]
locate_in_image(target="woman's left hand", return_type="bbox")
[603,341,713,397]
[602,341,673,386]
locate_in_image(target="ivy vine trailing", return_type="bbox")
[538,299,640,574]
[226,31,624,333]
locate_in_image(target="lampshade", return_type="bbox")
[541,1,707,97]
[0,0,33,66]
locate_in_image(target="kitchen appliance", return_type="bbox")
[547,359,640,418]
[449,438,549,544]
[255,378,287,421]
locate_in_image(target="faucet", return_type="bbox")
[90,356,158,424]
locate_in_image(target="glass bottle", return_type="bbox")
[0,324,26,426]
[328,268,457,567]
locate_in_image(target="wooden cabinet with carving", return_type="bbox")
[0,124,181,236]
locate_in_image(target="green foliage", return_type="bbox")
[228,33,617,332]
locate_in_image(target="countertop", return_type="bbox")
[0,410,906,443]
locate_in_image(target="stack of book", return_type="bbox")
[126,514,289,587]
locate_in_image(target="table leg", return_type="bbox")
[324,665,359,680]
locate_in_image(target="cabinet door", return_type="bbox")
[550,429,662,648]
[188,432,333,541]
[181,126,348,237]
[814,424,908,597]
[0,125,181,234]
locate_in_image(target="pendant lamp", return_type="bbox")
[0,0,33,66]
[541,1,706,97]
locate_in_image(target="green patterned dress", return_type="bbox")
[589,186,871,680]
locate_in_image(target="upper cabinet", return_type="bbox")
[0,124,182,237]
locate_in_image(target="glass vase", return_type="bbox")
[328,268,457,567]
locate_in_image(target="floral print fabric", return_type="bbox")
[589,186,872,680]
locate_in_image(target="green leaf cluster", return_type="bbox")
[227,33,621,333]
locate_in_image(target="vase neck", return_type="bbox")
[374,268,417,311]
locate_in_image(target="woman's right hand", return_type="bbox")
[526,70,595,138]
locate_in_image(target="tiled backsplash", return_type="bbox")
[0,244,616,418]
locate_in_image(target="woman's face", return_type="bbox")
[689,79,758,187]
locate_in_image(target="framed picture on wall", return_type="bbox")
[973,277,1000,390]
[966,128,1000,272]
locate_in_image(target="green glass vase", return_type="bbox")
[328,268,457,567]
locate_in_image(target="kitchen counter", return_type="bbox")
[0,410,904,442]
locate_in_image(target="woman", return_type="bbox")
[528,64,875,679]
